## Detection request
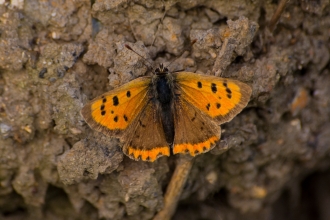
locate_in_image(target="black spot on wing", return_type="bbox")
[102,98,107,103]
[113,96,119,106]
[139,120,146,128]
[191,112,197,122]
[226,85,232,98]
[211,83,217,93]
[126,91,131,98]
[124,115,128,122]
[114,116,118,122]
[216,103,221,109]
[206,103,210,111]
[101,111,106,116]
[197,81,202,88]
[100,105,105,110]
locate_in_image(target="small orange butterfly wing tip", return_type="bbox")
[173,136,219,156]
[174,72,252,124]
[124,146,170,162]
[80,77,151,137]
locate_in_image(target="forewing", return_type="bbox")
[173,98,221,157]
[81,77,151,138]
[173,72,252,124]
[121,101,170,162]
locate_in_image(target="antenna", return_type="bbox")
[125,39,197,73]
[124,44,154,71]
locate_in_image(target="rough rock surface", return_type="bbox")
[0,0,330,220]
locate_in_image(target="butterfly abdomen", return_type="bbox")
[155,75,175,145]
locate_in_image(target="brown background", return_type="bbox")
[0,0,330,219]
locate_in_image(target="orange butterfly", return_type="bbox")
[81,48,252,162]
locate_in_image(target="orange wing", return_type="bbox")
[173,72,252,124]
[172,97,221,156]
[81,77,151,138]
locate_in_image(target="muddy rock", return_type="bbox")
[0,0,330,220]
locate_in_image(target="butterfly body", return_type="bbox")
[81,64,252,162]
[153,71,175,145]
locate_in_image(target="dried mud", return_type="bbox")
[0,0,329,220]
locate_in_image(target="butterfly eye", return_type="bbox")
[154,64,169,75]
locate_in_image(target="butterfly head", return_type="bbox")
[154,64,169,76]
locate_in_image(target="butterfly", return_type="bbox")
[81,50,252,162]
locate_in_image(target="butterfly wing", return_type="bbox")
[81,76,170,162]
[81,77,151,138]
[172,72,252,156]
[121,100,170,162]
[173,98,221,156]
[173,72,252,124]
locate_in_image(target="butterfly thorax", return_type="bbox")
[152,63,175,103]
[152,65,175,145]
